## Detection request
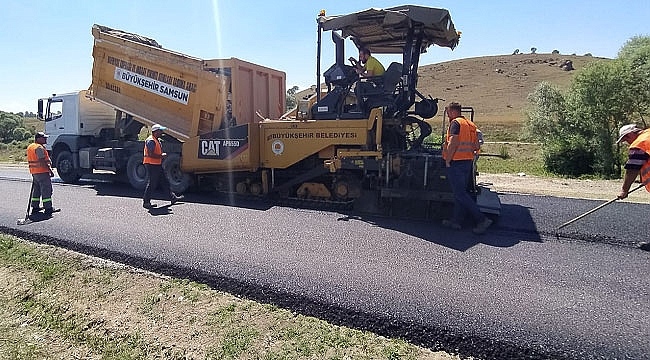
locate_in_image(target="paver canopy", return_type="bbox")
[318,5,460,54]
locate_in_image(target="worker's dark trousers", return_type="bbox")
[354,80,379,109]
[31,172,53,211]
[143,164,174,203]
[446,160,485,225]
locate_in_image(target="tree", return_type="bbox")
[0,111,24,143]
[618,37,650,126]
[530,47,537,54]
[617,36,650,59]
[524,36,650,178]
[524,82,569,141]
[567,60,632,177]
[286,85,299,110]
[524,82,596,177]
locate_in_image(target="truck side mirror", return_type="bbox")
[37,99,44,120]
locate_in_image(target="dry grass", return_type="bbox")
[295,53,608,142]
[418,53,608,129]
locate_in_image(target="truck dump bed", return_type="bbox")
[90,24,286,171]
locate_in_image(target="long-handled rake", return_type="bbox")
[16,181,35,225]
[555,182,645,238]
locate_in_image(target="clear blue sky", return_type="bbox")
[1,0,648,113]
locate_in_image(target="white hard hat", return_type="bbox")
[616,124,641,143]
[151,124,167,132]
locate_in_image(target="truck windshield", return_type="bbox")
[46,99,63,121]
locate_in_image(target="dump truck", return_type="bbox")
[38,24,285,192]
[37,5,501,218]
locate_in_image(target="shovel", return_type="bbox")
[16,181,35,226]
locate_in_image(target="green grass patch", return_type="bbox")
[0,140,30,163]
[207,327,259,359]
[0,236,76,283]
[478,142,550,176]
[477,122,524,142]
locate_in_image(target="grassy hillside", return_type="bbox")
[417,53,608,140]
[296,53,609,141]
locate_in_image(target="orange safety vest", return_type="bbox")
[444,116,479,161]
[143,135,163,165]
[629,129,650,192]
[26,143,51,174]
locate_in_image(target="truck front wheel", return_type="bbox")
[126,154,147,190]
[162,153,192,193]
[56,151,81,183]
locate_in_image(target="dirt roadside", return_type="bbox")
[478,173,650,204]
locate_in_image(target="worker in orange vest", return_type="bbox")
[616,124,650,199]
[442,102,492,234]
[26,132,57,217]
[142,124,183,209]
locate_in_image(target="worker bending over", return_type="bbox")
[616,124,650,199]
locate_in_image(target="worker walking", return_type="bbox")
[616,124,650,200]
[442,102,492,234]
[142,124,183,209]
[26,132,57,217]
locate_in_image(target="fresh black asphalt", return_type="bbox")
[0,173,648,360]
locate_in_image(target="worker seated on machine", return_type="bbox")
[349,48,385,112]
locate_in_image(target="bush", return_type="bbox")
[0,111,24,143]
[12,127,30,141]
[543,137,594,177]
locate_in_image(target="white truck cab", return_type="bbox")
[37,90,150,187]
[37,90,116,151]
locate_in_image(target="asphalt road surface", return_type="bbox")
[0,169,648,360]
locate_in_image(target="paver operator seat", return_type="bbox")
[356,62,403,114]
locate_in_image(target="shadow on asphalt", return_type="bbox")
[90,180,274,211]
[333,201,542,252]
[147,204,174,216]
[88,180,542,251]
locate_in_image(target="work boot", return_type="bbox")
[472,218,493,235]
[44,208,59,217]
[170,194,184,205]
[143,201,154,209]
[441,219,462,230]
